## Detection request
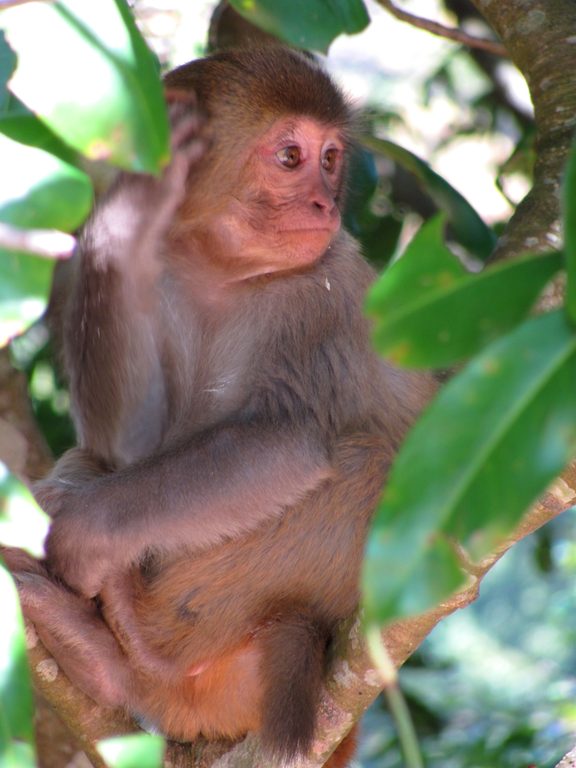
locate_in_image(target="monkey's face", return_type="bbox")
[180,117,347,282]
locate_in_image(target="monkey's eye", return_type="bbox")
[276,146,302,168]
[321,148,339,173]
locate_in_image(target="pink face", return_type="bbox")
[198,117,347,282]
[255,117,344,236]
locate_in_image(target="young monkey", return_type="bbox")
[5,47,436,765]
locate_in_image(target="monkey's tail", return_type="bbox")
[258,606,327,761]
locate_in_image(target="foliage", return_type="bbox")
[98,734,164,768]
[362,138,576,626]
[0,560,35,768]
[0,0,170,345]
[359,516,576,767]
[0,468,49,766]
[0,0,571,766]
[229,0,369,52]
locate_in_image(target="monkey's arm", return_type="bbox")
[43,420,332,597]
[65,100,203,462]
[65,243,167,463]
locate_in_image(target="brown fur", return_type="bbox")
[6,47,436,764]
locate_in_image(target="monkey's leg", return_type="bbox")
[4,547,132,707]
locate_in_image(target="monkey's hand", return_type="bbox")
[84,95,206,267]
[42,493,116,598]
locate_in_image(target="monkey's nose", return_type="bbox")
[311,196,338,221]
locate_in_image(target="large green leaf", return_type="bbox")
[229,0,369,53]
[1,0,169,172]
[0,134,92,231]
[363,310,576,623]
[366,217,563,367]
[564,136,576,323]
[98,734,164,768]
[0,250,54,345]
[362,136,496,261]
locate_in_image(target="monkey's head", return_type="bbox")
[164,47,355,282]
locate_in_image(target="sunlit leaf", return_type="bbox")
[0,467,44,760]
[0,134,92,231]
[1,23,77,160]
[0,560,35,761]
[1,0,169,172]
[363,310,576,623]
[0,250,53,345]
[98,734,165,768]
[564,136,576,324]
[366,217,563,367]
[229,0,369,52]
[0,464,49,556]
[362,135,496,261]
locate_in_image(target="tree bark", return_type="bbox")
[470,0,576,260]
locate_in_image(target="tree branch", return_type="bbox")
[0,223,75,260]
[376,0,508,57]
[557,745,576,768]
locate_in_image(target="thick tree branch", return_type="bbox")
[557,745,576,768]
[470,0,576,260]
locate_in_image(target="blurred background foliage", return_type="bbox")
[2,0,574,766]
[359,513,576,767]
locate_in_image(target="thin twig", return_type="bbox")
[0,223,75,259]
[0,0,43,8]
[376,0,508,58]
[366,625,424,768]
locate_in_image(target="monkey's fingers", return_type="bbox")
[169,105,206,153]
[1,545,47,576]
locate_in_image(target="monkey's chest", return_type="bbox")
[163,327,257,434]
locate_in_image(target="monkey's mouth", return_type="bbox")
[277,226,337,235]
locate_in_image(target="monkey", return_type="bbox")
[3,47,436,765]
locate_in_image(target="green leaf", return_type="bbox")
[0,92,78,164]
[0,467,49,556]
[0,559,35,756]
[362,135,496,261]
[344,145,378,232]
[366,217,563,367]
[98,734,165,768]
[0,250,54,344]
[0,134,92,231]
[0,30,16,103]
[360,213,403,270]
[564,136,576,323]
[363,310,576,623]
[1,0,169,172]
[1,28,77,161]
[229,0,369,53]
